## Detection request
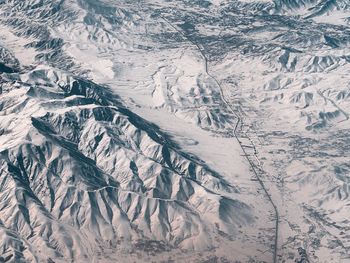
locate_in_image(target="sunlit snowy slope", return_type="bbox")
[0,0,349,262]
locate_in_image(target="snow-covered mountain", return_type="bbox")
[0,0,349,262]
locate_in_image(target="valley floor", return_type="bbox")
[1,0,350,262]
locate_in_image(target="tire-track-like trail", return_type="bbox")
[159,14,280,263]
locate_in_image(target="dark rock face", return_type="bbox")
[0,0,349,262]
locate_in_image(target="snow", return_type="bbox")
[0,25,38,67]
[0,0,350,262]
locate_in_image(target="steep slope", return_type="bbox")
[1,0,349,262]
[0,1,275,262]
[0,66,264,262]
